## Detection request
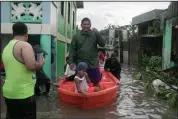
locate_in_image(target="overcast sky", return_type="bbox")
[76,2,170,30]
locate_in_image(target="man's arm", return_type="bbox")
[21,42,44,71]
[69,35,77,64]
[94,32,105,47]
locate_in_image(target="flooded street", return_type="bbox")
[1,65,177,119]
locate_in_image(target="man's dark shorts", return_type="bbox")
[87,68,102,85]
[5,95,36,119]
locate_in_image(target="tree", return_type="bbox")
[119,22,138,40]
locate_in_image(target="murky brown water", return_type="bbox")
[1,65,177,119]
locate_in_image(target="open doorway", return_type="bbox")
[28,35,40,47]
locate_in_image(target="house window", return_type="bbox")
[61,1,64,16]
[68,2,70,23]
[73,11,75,29]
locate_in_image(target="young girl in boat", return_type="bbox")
[74,62,100,98]
[64,57,75,80]
[63,53,76,81]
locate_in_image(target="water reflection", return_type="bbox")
[59,99,118,118]
[1,65,177,119]
[56,65,176,119]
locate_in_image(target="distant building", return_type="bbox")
[160,2,178,69]
[99,28,129,64]
[131,2,178,69]
[132,9,164,62]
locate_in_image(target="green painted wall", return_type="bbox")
[55,2,79,75]
[162,20,172,69]
[58,14,65,35]
[67,44,71,52]
[73,29,76,36]
[56,40,66,75]
[67,23,71,38]
[40,35,51,78]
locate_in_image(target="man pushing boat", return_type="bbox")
[69,17,105,87]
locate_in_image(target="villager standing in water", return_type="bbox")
[104,53,121,80]
[2,22,44,119]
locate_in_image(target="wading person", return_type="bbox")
[33,45,50,96]
[2,22,44,119]
[69,17,105,86]
[104,53,121,80]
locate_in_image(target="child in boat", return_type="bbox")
[64,56,76,81]
[74,62,100,98]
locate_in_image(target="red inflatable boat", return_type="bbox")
[58,71,120,109]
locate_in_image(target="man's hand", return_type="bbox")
[39,55,45,66]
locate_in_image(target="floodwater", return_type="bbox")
[1,65,177,119]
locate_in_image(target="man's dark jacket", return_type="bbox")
[69,30,105,69]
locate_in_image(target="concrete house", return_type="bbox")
[132,9,164,61]
[1,1,84,80]
[131,2,178,69]
[160,2,178,69]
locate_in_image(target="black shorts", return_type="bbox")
[5,95,36,119]
[66,75,75,81]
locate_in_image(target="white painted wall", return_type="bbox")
[50,2,58,36]
[109,29,115,41]
[122,30,128,42]
[1,23,51,35]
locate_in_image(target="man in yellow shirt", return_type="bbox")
[2,22,44,119]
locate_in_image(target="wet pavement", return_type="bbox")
[1,65,177,119]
